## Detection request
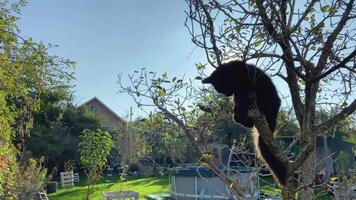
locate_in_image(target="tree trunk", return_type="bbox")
[281,180,296,199]
[85,184,92,200]
[297,151,316,200]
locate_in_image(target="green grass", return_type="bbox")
[48,175,169,200]
[49,174,332,200]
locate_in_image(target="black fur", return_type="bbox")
[202,60,287,186]
[254,129,287,186]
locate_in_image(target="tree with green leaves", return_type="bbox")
[119,0,355,198]
[193,81,249,146]
[111,119,149,168]
[0,0,74,197]
[118,68,256,197]
[184,0,355,199]
[79,129,114,200]
[140,112,197,167]
[26,104,103,170]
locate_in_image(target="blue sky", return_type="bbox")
[15,0,355,122]
[18,0,207,118]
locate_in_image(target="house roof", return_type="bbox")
[80,97,123,123]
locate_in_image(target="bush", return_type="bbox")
[12,155,47,199]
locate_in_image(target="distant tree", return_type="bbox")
[79,129,114,200]
[193,83,248,146]
[112,120,149,167]
[26,104,103,170]
[111,113,193,171]
[314,110,355,139]
[277,109,299,137]
[118,69,253,197]
[140,112,197,166]
[347,134,356,157]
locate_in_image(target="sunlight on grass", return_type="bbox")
[49,174,333,200]
[48,175,169,200]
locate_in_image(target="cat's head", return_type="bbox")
[202,62,241,96]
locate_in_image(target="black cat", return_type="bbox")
[202,60,287,186]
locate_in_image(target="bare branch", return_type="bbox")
[280,0,287,25]
[247,52,283,60]
[315,0,355,73]
[255,0,305,125]
[195,0,222,66]
[289,142,315,173]
[291,0,319,32]
[315,99,356,134]
[287,0,296,27]
[315,48,356,81]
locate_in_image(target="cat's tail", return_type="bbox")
[252,128,288,187]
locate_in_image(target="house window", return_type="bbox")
[90,105,97,113]
[104,125,114,130]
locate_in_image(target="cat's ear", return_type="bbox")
[202,77,212,84]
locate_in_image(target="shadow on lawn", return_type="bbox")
[75,175,168,187]
[126,178,168,188]
[54,183,112,198]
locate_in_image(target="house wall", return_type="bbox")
[83,100,121,130]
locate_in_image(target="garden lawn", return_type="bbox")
[48,175,169,200]
[49,174,332,200]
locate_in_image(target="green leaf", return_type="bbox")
[321,5,330,13]
[255,41,262,47]
[174,99,180,105]
[159,88,166,96]
[195,63,206,70]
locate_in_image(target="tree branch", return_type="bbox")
[314,48,356,81]
[247,52,283,60]
[195,0,222,66]
[255,0,305,126]
[315,99,356,134]
[280,0,287,25]
[156,103,245,197]
[289,142,315,172]
[291,0,319,33]
[315,0,355,73]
